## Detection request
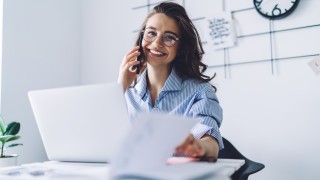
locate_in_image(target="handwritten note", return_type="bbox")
[207,12,237,50]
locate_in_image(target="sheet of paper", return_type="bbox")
[309,57,320,75]
[0,161,110,180]
[205,11,237,50]
[110,112,197,174]
[111,162,226,180]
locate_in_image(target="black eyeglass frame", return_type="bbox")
[141,29,180,47]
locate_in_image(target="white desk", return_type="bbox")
[0,159,244,180]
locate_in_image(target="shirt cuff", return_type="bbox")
[191,123,224,150]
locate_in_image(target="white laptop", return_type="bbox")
[28,83,131,163]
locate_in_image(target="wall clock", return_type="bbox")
[253,0,300,19]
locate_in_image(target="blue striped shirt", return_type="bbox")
[125,68,224,150]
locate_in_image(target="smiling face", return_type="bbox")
[142,13,180,70]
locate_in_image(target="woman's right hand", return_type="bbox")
[117,46,143,92]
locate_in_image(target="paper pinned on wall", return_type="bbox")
[308,56,320,75]
[206,11,237,50]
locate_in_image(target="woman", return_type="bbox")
[118,2,223,160]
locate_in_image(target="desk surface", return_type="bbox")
[0,158,244,180]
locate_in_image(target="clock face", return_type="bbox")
[253,0,300,19]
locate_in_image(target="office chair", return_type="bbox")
[218,137,265,180]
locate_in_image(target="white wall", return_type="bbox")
[204,1,320,179]
[80,0,133,84]
[2,0,320,180]
[1,0,81,163]
[81,0,320,180]
[0,0,3,111]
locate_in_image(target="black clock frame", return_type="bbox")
[253,0,300,20]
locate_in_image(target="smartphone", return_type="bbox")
[130,32,144,74]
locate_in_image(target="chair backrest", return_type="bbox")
[218,137,265,180]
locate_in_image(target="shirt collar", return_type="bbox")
[135,67,182,98]
[135,70,148,98]
[162,67,182,92]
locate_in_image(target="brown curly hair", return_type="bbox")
[136,1,215,83]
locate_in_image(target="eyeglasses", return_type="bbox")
[142,28,179,47]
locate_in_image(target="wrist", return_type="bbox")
[200,135,219,158]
